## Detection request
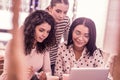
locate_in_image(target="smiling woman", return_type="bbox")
[54,17,105,80]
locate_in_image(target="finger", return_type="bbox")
[41,72,47,80]
[38,71,47,80]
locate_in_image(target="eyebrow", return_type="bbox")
[76,30,89,34]
[56,9,62,11]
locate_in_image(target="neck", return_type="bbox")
[73,45,84,61]
[73,45,84,53]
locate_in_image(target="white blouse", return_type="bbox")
[54,42,105,78]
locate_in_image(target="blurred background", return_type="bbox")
[0,0,119,55]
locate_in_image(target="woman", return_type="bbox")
[0,10,56,80]
[46,0,70,75]
[54,17,105,79]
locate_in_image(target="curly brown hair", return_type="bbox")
[23,10,56,55]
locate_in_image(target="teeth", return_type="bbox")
[77,40,80,43]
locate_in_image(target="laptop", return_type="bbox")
[69,67,109,80]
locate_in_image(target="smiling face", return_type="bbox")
[72,25,89,49]
[49,3,69,22]
[34,22,51,43]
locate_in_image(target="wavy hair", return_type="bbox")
[67,17,97,56]
[23,10,56,55]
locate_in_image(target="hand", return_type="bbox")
[27,66,34,79]
[37,71,47,80]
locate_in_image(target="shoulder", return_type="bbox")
[57,16,70,24]
[93,48,103,57]
[64,16,70,20]
[58,41,67,49]
[64,16,70,23]
[43,51,50,57]
[57,42,69,56]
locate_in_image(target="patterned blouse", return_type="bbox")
[54,42,105,79]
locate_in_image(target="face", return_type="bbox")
[72,25,89,49]
[49,3,69,22]
[34,22,51,43]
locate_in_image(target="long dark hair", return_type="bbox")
[23,10,56,55]
[67,17,97,56]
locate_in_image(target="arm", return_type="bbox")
[43,51,51,73]
[94,49,105,67]
[36,52,51,80]
[63,17,70,41]
[54,44,64,79]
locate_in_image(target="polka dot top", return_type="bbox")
[54,42,105,79]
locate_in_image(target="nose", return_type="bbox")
[59,13,65,19]
[42,32,48,38]
[78,35,84,41]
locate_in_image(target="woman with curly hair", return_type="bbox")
[0,10,56,80]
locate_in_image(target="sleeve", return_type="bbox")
[0,41,11,80]
[93,49,105,67]
[63,17,70,41]
[54,43,64,79]
[43,51,51,74]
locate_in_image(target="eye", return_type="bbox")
[75,31,80,35]
[56,9,62,13]
[39,28,44,32]
[84,33,89,38]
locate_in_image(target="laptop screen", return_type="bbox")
[69,67,109,80]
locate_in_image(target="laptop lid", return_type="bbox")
[69,67,109,80]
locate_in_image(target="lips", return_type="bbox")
[75,39,84,45]
[77,42,83,45]
[39,37,44,41]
